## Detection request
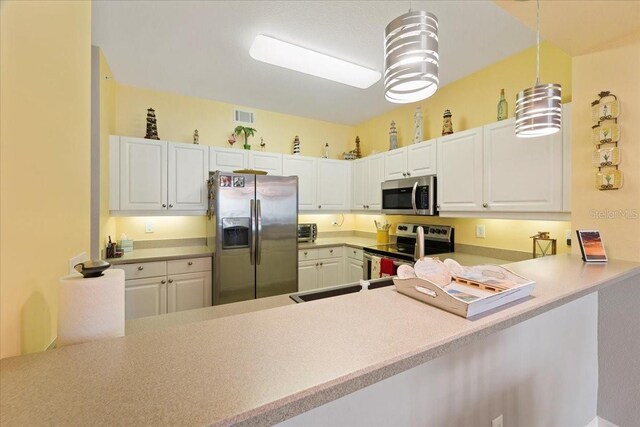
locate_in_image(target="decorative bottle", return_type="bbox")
[497,89,508,121]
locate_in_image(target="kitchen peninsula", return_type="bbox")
[2,255,639,426]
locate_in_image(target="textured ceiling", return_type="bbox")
[92,1,536,125]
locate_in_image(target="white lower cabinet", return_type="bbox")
[297,246,344,291]
[116,257,212,320]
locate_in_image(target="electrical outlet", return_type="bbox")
[492,414,503,427]
[68,252,88,275]
[565,229,572,246]
[145,222,154,233]
[476,224,486,238]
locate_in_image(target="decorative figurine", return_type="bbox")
[497,89,508,121]
[227,134,236,147]
[442,109,454,135]
[355,136,362,159]
[234,125,256,150]
[389,120,398,150]
[414,106,424,143]
[293,135,301,155]
[193,129,199,144]
[145,108,160,140]
[259,137,266,151]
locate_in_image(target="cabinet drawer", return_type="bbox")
[347,247,363,261]
[167,257,212,275]
[299,249,319,261]
[118,261,166,280]
[318,246,343,259]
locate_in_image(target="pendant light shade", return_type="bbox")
[384,10,439,104]
[515,0,562,138]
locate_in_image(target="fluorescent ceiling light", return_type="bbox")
[249,34,381,89]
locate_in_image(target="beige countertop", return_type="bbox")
[2,255,639,426]
[106,246,213,265]
[298,236,378,249]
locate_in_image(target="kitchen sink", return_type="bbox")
[290,277,395,303]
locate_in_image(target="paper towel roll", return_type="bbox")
[58,268,125,347]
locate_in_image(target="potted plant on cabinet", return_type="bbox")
[234,126,257,150]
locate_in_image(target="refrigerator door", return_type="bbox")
[214,173,256,305]
[255,175,298,298]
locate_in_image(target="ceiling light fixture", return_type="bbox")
[384,9,439,104]
[249,35,381,89]
[515,0,562,138]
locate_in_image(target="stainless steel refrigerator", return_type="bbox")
[207,171,298,305]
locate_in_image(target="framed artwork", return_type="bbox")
[576,230,608,262]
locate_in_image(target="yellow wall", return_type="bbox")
[0,1,92,358]
[354,42,572,156]
[116,216,207,241]
[99,49,117,252]
[570,35,640,262]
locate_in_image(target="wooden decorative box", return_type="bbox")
[393,265,535,318]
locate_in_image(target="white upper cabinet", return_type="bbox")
[483,118,562,212]
[248,152,283,175]
[384,139,437,181]
[352,154,384,211]
[119,137,168,211]
[317,159,350,211]
[437,128,484,212]
[168,143,209,211]
[209,147,247,172]
[283,155,317,211]
[111,136,208,214]
[367,154,385,210]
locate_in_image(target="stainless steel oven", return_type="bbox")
[381,175,437,215]
[363,252,413,280]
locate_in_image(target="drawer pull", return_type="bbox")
[320,262,323,266]
[304,251,308,255]
[161,280,166,284]
[188,261,193,266]
[138,266,144,271]
[329,249,333,254]
[168,279,174,283]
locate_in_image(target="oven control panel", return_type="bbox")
[396,223,452,242]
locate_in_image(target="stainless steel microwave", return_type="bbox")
[381,175,437,215]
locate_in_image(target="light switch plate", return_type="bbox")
[476,224,486,238]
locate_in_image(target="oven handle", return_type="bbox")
[363,253,414,267]
[411,181,418,215]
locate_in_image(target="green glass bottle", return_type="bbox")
[497,89,508,121]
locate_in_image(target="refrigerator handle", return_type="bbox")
[250,199,256,265]
[256,199,263,265]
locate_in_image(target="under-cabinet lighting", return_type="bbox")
[249,34,381,89]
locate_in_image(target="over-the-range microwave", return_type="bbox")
[381,175,437,216]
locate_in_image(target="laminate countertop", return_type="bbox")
[106,246,213,265]
[2,255,639,426]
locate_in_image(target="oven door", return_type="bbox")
[363,252,414,280]
[381,176,437,215]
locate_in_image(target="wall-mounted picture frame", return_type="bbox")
[576,230,608,263]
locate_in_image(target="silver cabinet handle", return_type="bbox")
[483,203,489,208]
[162,204,167,208]
[407,172,411,176]
[329,249,333,254]
[168,279,174,283]
[318,205,322,209]
[138,266,144,271]
[315,263,319,267]
[402,172,407,177]
[353,250,356,254]
[169,204,173,208]
[161,280,166,284]
[304,251,308,255]
[320,262,323,266]
[188,261,193,266]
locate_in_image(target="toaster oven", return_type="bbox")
[297,223,317,242]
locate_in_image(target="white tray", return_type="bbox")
[393,265,535,318]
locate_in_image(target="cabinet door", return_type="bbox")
[167,272,212,313]
[351,159,367,210]
[209,147,248,172]
[124,277,167,320]
[437,128,483,211]
[483,118,563,212]
[407,139,437,177]
[298,260,318,291]
[120,137,167,211]
[168,143,208,211]
[562,103,572,212]
[384,147,407,181]
[345,259,364,283]
[317,159,350,210]
[319,257,343,288]
[367,154,385,210]
[283,155,317,211]
[248,152,283,175]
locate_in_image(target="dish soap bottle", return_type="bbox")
[497,89,508,121]
[323,143,329,159]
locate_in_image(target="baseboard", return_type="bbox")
[586,416,620,427]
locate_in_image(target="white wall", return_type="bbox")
[280,293,598,427]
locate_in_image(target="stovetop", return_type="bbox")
[364,223,454,262]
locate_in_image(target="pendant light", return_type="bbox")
[384,8,439,104]
[515,0,562,138]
